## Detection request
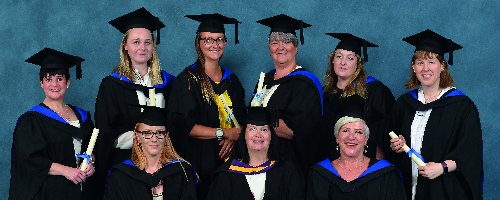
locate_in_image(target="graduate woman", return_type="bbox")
[321,33,395,161]
[105,106,196,200]
[206,107,304,200]
[167,14,245,199]
[307,95,406,199]
[94,7,175,198]
[10,48,95,200]
[385,29,483,200]
[250,14,323,176]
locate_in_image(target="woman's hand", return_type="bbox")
[418,162,444,179]
[83,162,95,178]
[223,127,241,141]
[219,139,235,159]
[390,135,406,153]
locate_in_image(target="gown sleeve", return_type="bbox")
[104,170,130,200]
[205,172,231,200]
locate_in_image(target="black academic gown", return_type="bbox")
[306,158,406,200]
[206,157,305,200]
[94,70,175,198]
[168,65,245,199]
[251,68,323,176]
[10,104,94,200]
[105,160,197,200]
[382,88,483,200]
[322,76,395,160]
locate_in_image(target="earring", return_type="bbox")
[336,145,339,151]
[137,142,140,146]
[364,145,368,153]
[66,86,69,89]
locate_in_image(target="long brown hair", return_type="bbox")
[323,49,368,99]
[111,28,163,86]
[184,32,223,103]
[405,50,454,89]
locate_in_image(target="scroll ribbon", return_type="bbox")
[252,93,263,101]
[407,148,425,163]
[388,131,426,166]
[76,152,92,164]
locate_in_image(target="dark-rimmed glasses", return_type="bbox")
[200,37,227,46]
[137,131,168,139]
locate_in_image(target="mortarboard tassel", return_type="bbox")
[235,23,239,45]
[76,57,82,80]
[363,39,368,62]
[156,17,160,45]
[299,21,304,45]
[448,39,453,65]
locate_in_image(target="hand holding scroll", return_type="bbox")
[389,131,426,166]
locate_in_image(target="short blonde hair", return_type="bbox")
[333,116,370,138]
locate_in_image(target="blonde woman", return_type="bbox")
[105,107,196,200]
[94,7,175,199]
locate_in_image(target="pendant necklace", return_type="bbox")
[48,104,70,121]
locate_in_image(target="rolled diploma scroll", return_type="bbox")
[389,131,426,166]
[80,128,99,171]
[219,94,240,128]
[149,88,156,107]
[252,72,265,106]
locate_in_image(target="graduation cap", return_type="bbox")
[256,14,312,45]
[326,33,379,62]
[109,7,165,45]
[26,47,85,80]
[231,106,279,128]
[402,29,463,65]
[330,95,385,125]
[185,13,241,44]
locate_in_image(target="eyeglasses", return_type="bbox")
[200,37,227,46]
[137,131,168,139]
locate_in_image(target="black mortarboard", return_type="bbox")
[231,106,279,128]
[256,14,312,45]
[326,33,379,62]
[109,7,165,45]
[185,13,241,44]
[330,95,385,125]
[402,29,462,65]
[26,47,85,80]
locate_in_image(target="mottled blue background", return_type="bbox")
[1,0,498,199]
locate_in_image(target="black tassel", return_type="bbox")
[76,57,82,80]
[363,39,368,62]
[448,39,453,65]
[299,21,304,45]
[156,17,160,45]
[235,23,239,45]
[270,107,279,129]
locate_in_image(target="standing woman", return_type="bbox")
[167,14,244,199]
[322,33,395,160]
[10,48,95,200]
[385,29,483,200]
[250,14,323,175]
[94,7,175,198]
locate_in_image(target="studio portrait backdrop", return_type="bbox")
[1,0,498,199]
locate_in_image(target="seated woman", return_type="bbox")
[105,106,196,200]
[10,48,95,200]
[206,107,304,200]
[307,95,406,200]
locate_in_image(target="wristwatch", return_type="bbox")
[216,128,223,141]
[441,162,448,175]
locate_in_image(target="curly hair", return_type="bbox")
[405,50,454,89]
[322,49,367,99]
[39,68,70,82]
[234,124,281,164]
[184,32,224,103]
[111,28,163,86]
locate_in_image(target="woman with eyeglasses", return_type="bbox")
[167,14,245,199]
[105,106,196,200]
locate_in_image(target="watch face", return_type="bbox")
[216,129,223,137]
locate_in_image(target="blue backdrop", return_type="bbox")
[1,0,498,199]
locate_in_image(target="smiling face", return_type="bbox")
[135,123,167,158]
[269,32,298,66]
[40,73,69,101]
[332,49,358,80]
[412,53,445,89]
[245,124,272,153]
[336,121,368,158]
[199,32,225,62]
[123,28,154,67]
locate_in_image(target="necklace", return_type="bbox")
[48,104,70,121]
[338,156,365,173]
[423,89,442,104]
[274,65,297,80]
